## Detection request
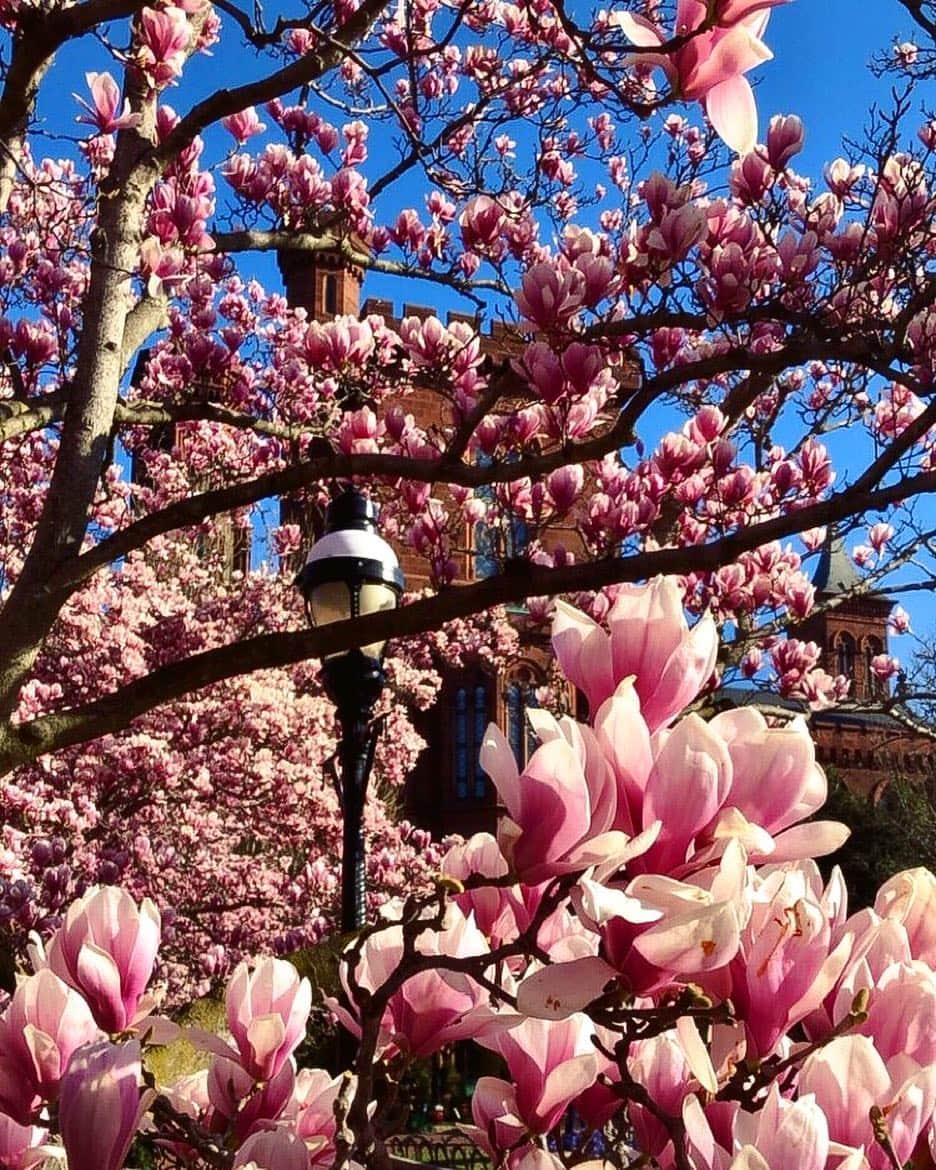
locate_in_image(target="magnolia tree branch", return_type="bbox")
[0,302,914,450]
[39,326,914,608]
[121,291,170,374]
[151,0,390,170]
[0,396,65,443]
[210,230,510,298]
[0,1,145,212]
[3,469,933,775]
[896,0,936,41]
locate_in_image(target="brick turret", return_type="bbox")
[277,246,364,319]
[796,534,893,702]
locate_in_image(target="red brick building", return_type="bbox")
[791,538,936,794]
[277,250,935,830]
[713,538,936,794]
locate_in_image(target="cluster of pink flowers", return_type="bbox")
[608,0,792,153]
[0,886,344,1170]
[224,145,372,236]
[1,3,934,1163]
[2,578,931,1170]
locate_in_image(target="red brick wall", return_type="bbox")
[812,718,936,795]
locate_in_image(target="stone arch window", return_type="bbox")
[323,272,338,315]
[834,631,857,682]
[863,635,885,698]
[503,662,543,769]
[452,677,491,801]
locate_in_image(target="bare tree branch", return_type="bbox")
[211,229,510,298]
[0,0,145,212]
[151,0,389,171]
[34,330,924,607]
[4,468,934,775]
[121,291,170,374]
[0,396,65,443]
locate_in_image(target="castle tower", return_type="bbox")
[277,246,364,319]
[276,246,366,558]
[796,535,892,701]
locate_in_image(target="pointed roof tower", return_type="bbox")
[812,531,863,597]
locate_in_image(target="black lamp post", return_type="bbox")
[295,488,404,932]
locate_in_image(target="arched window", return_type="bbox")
[863,635,885,698]
[323,273,338,315]
[834,631,857,681]
[472,455,530,580]
[453,679,491,800]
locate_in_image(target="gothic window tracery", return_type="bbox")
[834,631,857,682]
[324,273,338,315]
[453,677,491,801]
[863,635,885,698]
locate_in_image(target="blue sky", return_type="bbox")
[754,0,935,656]
[758,0,915,174]
[35,2,936,659]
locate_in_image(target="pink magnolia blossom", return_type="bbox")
[222,107,267,144]
[732,1083,829,1170]
[0,1113,49,1170]
[225,958,312,1081]
[599,840,750,990]
[477,1014,600,1134]
[874,868,936,965]
[626,1032,697,1157]
[611,1,789,153]
[460,195,505,252]
[479,712,659,883]
[870,653,899,683]
[59,1041,150,1170]
[135,6,192,89]
[74,73,141,134]
[0,970,101,1123]
[45,885,161,1032]
[290,1069,346,1165]
[858,962,936,1066]
[889,605,912,634]
[467,1077,531,1161]
[727,864,839,1057]
[765,114,805,169]
[547,465,585,512]
[639,713,733,872]
[517,955,619,1022]
[798,1035,936,1170]
[443,833,523,947]
[514,263,586,329]
[233,1128,311,1170]
[705,708,828,839]
[802,907,909,1039]
[518,342,565,404]
[730,150,774,203]
[207,1055,295,1140]
[552,578,718,729]
[329,903,497,1058]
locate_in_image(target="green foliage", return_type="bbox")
[821,772,936,909]
[144,994,223,1086]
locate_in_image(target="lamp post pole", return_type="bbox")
[295,488,404,935]
[322,650,385,932]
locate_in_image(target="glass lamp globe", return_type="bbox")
[295,488,404,661]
